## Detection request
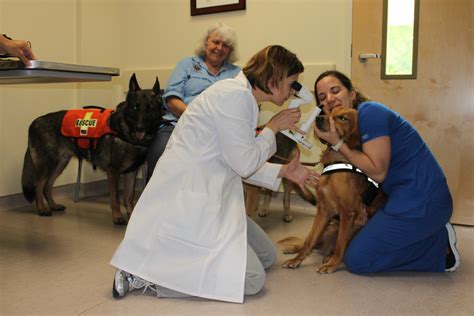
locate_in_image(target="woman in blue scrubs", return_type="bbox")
[313,70,460,273]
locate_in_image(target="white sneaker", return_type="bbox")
[445,223,460,272]
[113,269,131,298]
[113,269,159,298]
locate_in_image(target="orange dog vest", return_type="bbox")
[61,108,116,150]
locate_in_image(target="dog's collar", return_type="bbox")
[321,163,379,188]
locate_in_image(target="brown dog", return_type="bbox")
[244,132,317,222]
[281,107,385,273]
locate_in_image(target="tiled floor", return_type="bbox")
[1,186,472,315]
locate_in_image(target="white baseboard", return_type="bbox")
[0,180,146,210]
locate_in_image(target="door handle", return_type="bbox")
[358,53,381,62]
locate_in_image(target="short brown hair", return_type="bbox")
[243,45,304,95]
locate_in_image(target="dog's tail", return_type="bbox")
[277,236,304,254]
[22,148,36,203]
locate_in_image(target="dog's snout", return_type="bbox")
[315,116,325,130]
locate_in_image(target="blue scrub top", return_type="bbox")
[358,101,450,218]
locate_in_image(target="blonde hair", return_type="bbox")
[243,45,304,94]
[194,22,239,64]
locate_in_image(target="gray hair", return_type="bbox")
[194,22,239,64]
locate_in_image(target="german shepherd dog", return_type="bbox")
[21,74,164,225]
[281,108,386,273]
[244,132,317,222]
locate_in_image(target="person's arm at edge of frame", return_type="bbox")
[0,34,36,65]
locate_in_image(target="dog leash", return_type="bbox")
[271,154,319,167]
[159,119,176,129]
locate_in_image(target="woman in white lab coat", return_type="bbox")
[111,45,317,303]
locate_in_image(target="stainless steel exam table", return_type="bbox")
[0,60,119,84]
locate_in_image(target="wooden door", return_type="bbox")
[352,0,473,225]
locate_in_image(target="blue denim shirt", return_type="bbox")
[162,56,241,122]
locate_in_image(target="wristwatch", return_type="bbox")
[331,139,344,151]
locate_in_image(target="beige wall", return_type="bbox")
[0,0,352,196]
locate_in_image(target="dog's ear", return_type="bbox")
[153,77,161,95]
[129,73,141,92]
[344,111,361,149]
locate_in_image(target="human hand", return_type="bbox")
[313,116,341,146]
[280,150,320,193]
[0,35,36,65]
[266,108,303,134]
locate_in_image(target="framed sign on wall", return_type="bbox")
[190,0,246,16]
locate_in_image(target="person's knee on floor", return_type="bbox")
[244,267,266,296]
[262,244,277,270]
[343,240,377,274]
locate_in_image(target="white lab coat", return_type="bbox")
[110,71,282,303]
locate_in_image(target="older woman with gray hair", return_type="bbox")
[146,22,241,181]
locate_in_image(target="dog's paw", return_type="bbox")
[317,263,338,274]
[283,214,293,222]
[257,210,268,217]
[113,217,128,225]
[322,254,333,264]
[38,209,52,216]
[51,204,66,212]
[277,237,303,254]
[282,258,302,269]
[281,245,301,254]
